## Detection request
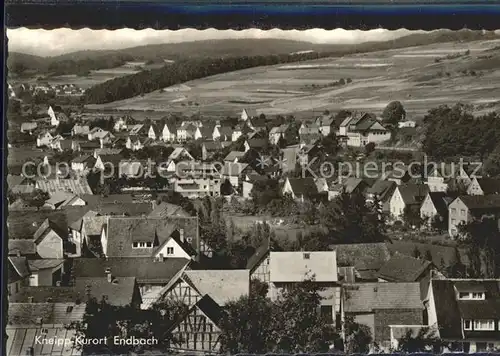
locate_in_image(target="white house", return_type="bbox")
[114,117,127,132]
[37,132,53,147]
[161,123,176,142]
[398,120,416,128]
[389,184,429,220]
[338,113,391,147]
[48,106,59,127]
[27,259,64,286]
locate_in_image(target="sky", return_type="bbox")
[7,28,427,57]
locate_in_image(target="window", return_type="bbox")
[451,208,456,214]
[133,242,139,248]
[303,253,310,259]
[167,247,174,255]
[320,305,333,323]
[451,219,456,225]
[464,319,472,330]
[474,320,495,331]
[66,306,73,313]
[472,292,485,300]
[459,292,471,300]
[460,209,466,216]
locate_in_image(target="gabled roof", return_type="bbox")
[183,270,250,305]
[269,251,337,283]
[195,295,225,327]
[33,218,67,243]
[28,259,65,271]
[246,238,282,271]
[221,162,250,176]
[330,177,365,194]
[343,282,422,313]
[427,191,452,217]
[8,256,31,283]
[218,126,233,138]
[129,124,145,135]
[8,302,86,325]
[71,154,96,164]
[286,177,319,198]
[36,178,93,196]
[21,122,38,131]
[247,138,267,149]
[378,253,432,282]
[83,215,108,236]
[366,179,397,200]
[8,211,69,240]
[72,257,190,284]
[148,202,190,218]
[105,217,198,257]
[8,239,37,256]
[397,184,429,205]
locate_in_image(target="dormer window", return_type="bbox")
[458,291,485,300]
[464,320,472,330]
[474,320,495,331]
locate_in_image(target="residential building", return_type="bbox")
[448,195,500,237]
[20,122,38,134]
[389,184,429,220]
[48,105,59,127]
[329,177,369,200]
[224,151,246,163]
[72,257,191,309]
[425,279,500,352]
[8,256,31,299]
[27,259,65,286]
[246,238,283,283]
[129,124,146,136]
[71,155,96,173]
[343,282,423,351]
[282,177,319,202]
[169,295,225,353]
[113,117,127,132]
[427,165,453,192]
[232,125,243,142]
[33,218,67,259]
[467,177,500,196]
[398,120,417,128]
[44,191,86,210]
[147,124,159,140]
[71,124,90,136]
[420,191,454,226]
[221,162,255,188]
[315,114,336,136]
[269,124,290,145]
[242,174,268,199]
[338,112,391,147]
[161,122,177,142]
[269,251,340,326]
[241,108,258,123]
[36,131,53,147]
[35,178,93,196]
[365,179,397,213]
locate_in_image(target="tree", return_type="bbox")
[365,142,376,155]
[250,278,269,298]
[397,327,443,353]
[382,101,406,128]
[403,205,422,228]
[25,189,50,210]
[484,145,500,177]
[343,315,373,354]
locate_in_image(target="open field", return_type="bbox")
[86,39,500,119]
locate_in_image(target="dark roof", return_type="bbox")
[246,238,282,271]
[218,126,233,138]
[148,202,190,218]
[8,240,37,256]
[33,218,68,243]
[8,257,31,283]
[106,217,198,257]
[287,177,318,198]
[366,180,397,201]
[428,192,451,217]
[194,294,225,327]
[476,177,500,194]
[398,184,429,205]
[247,138,267,149]
[331,243,391,270]
[9,286,78,303]
[72,257,190,283]
[378,253,432,282]
[8,302,86,326]
[74,276,138,306]
[97,153,123,166]
[71,154,96,164]
[459,194,500,211]
[431,279,500,340]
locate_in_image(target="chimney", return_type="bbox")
[28,296,34,303]
[179,229,185,243]
[16,250,21,257]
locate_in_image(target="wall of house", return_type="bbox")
[467,179,484,195]
[366,131,391,144]
[390,189,405,220]
[448,199,470,236]
[29,266,62,286]
[171,307,222,352]
[165,279,202,307]
[352,313,376,339]
[37,231,64,259]
[374,308,423,347]
[155,239,192,260]
[251,256,270,284]
[101,229,108,256]
[427,177,448,192]
[420,195,438,221]
[242,181,254,199]
[140,283,166,309]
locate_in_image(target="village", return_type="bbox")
[6,96,500,356]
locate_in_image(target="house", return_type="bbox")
[33,218,67,259]
[44,191,86,210]
[315,114,336,136]
[27,259,65,286]
[425,279,500,352]
[331,243,391,282]
[113,117,127,131]
[147,124,159,140]
[384,166,413,185]
[8,240,37,258]
[50,137,80,152]
[448,195,500,237]
[125,135,144,151]
[420,191,455,226]
[36,131,53,147]
[103,217,200,260]
[241,108,258,122]
[20,122,38,134]
[168,147,195,162]
[169,294,225,353]
[48,105,59,127]
[467,177,500,196]
[35,178,93,196]
[282,177,319,202]
[215,126,232,141]
[242,174,268,199]
[224,151,246,163]
[365,179,397,213]
[338,112,391,147]
[161,122,177,142]
[73,275,142,308]
[221,162,255,188]
[245,138,268,151]
[7,174,36,195]
[71,155,96,173]
[398,119,417,128]
[72,257,191,309]
[8,256,31,299]
[269,124,289,145]
[94,153,123,172]
[426,165,453,192]
[71,124,90,136]
[329,177,369,200]
[162,269,250,308]
[299,122,320,136]
[343,282,423,351]
[6,302,85,355]
[389,183,429,220]
[378,252,434,299]
[148,201,191,218]
[269,251,340,325]
[201,141,228,160]
[246,238,283,283]
[232,125,243,142]
[129,124,145,136]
